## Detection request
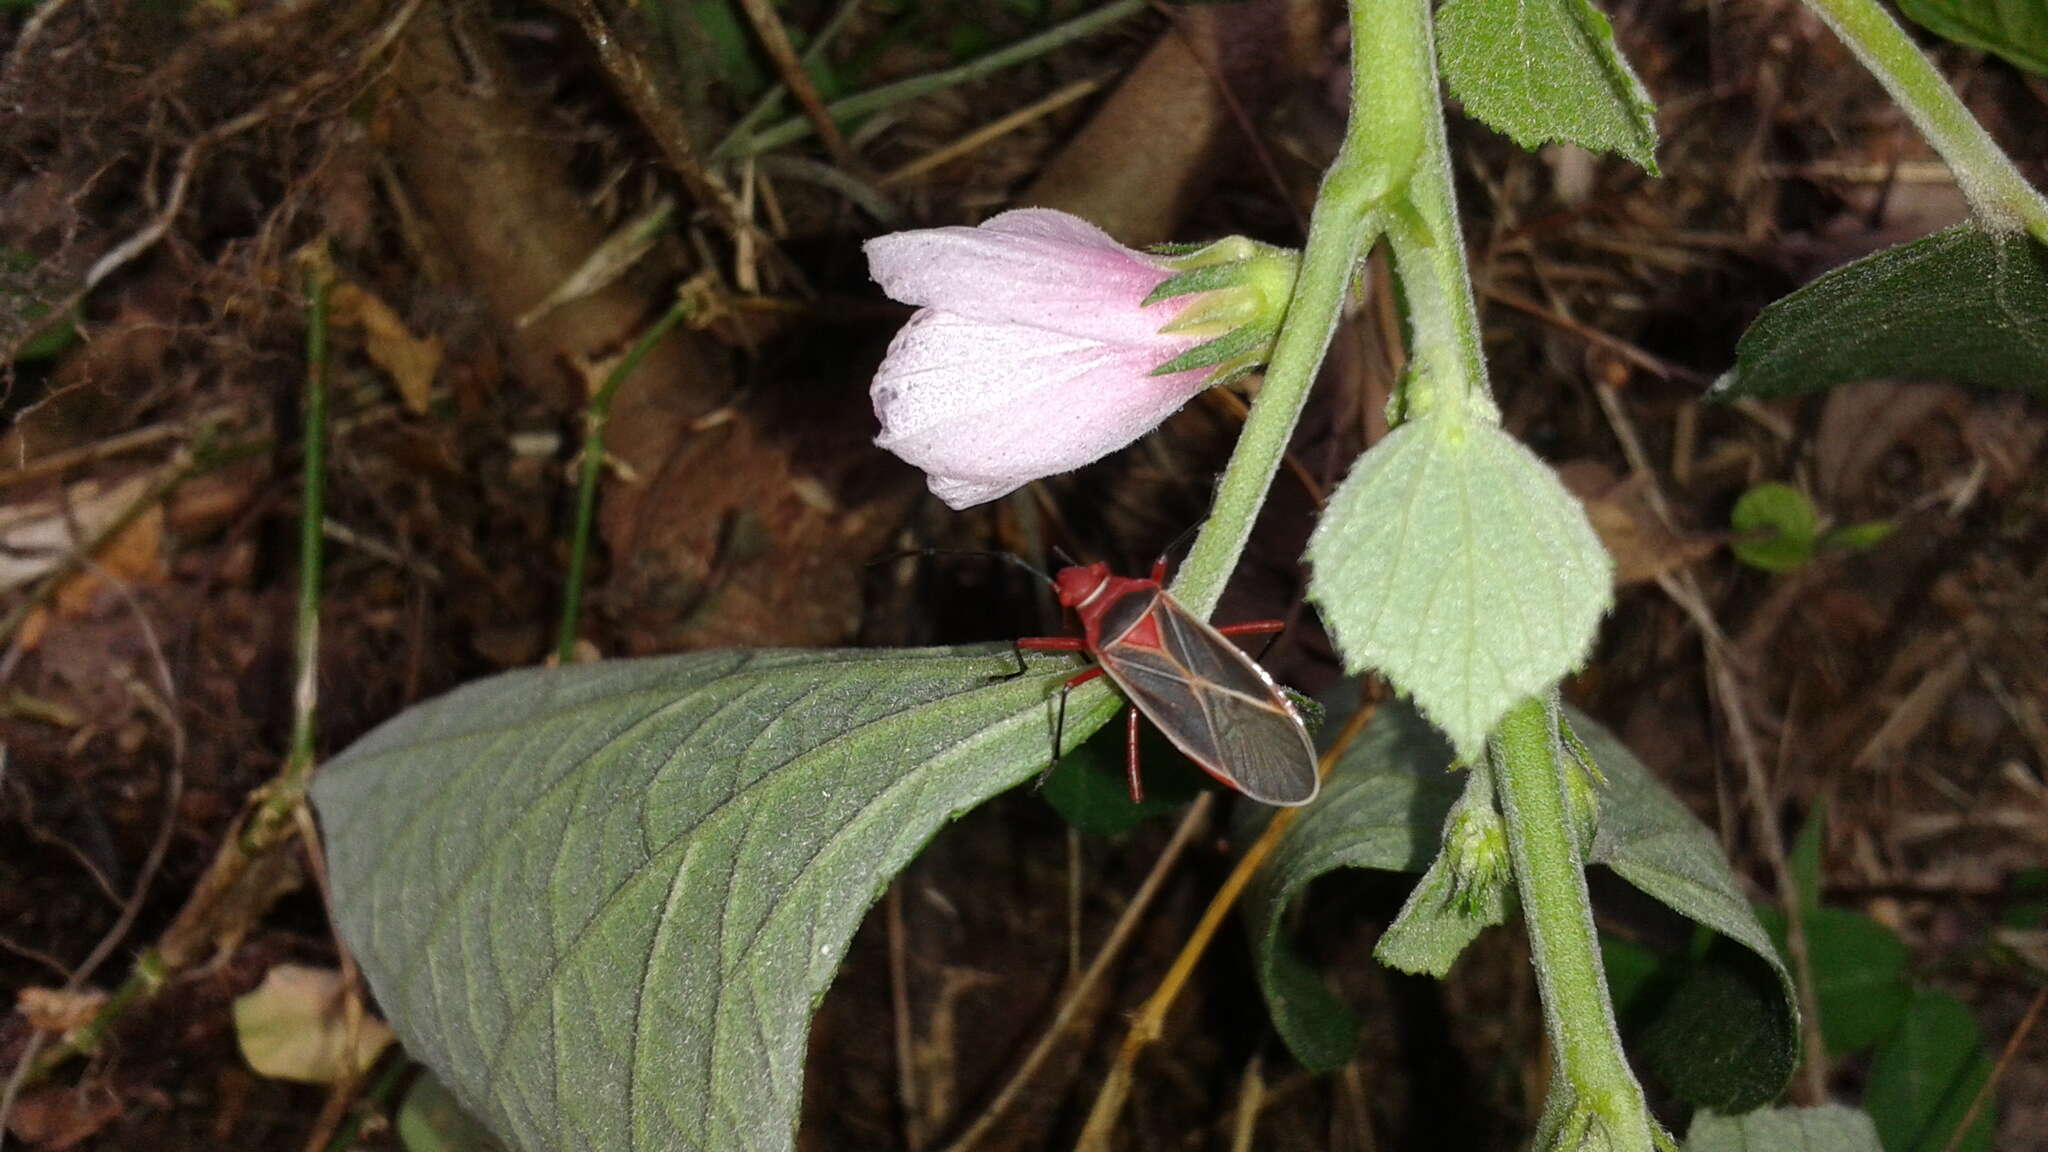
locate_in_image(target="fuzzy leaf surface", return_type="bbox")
[313,647,1115,1152]
[1714,225,2048,400]
[1307,416,1613,761]
[1685,1105,1883,1152]
[1437,0,1660,171]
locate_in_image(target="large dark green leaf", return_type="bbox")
[313,647,1116,1152]
[1714,224,2048,400]
[1247,702,1795,1102]
[1436,0,1660,172]
[1866,988,1995,1152]
[1242,704,1465,1071]
[1900,0,2048,76]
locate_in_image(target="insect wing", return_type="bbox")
[1094,597,1319,806]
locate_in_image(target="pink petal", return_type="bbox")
[872,309,1210,509]
[864,209,1191,347]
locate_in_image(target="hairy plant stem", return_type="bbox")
[1378,0,1496,428]
[1494,697,1661,1152]
[1170,0,1431,617]
[1800,0,2048,241]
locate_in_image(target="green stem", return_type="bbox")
[1493,696,1659,1152]
[285,263,332,782]
[1170,0,1433,617]
[1801,0,2048,241]
[1381,8,1498,427]
[556,296,693,661]
[722,0,1144,159]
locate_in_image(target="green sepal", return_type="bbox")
[1150,322,1276,377]
[1145,262,1250,306]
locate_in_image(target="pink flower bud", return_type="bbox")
[865,209,1210,510]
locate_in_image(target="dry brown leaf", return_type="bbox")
[1557,461,1718,586]
[1814,379,1960,505]
[232,964,394,1084]
[54,503,164,617]
[3,1084,121,1149]
[331,280,443,415]
[16,986,107,1033]
[0,474,155,597]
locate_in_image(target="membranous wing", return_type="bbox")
[1093,591,1319,806]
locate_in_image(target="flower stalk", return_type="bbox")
[1493,696,1670,1152]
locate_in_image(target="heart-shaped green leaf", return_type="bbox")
[1685,1105,1883,1152]
[1307,416,1613,762]
[1713,224,2048,400]
[1757,906,1911,1057]
[1247,701,1795,1100]
[1437,0,1660,172]
[313,647,1116,1152]
[1900,0,2048,76]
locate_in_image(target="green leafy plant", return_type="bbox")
[309,0,2046,1148]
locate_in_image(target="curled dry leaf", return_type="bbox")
[232,963,394,1084]
[1557,460,1717,586]
[16,986,108,1033]
[331,280,443,415]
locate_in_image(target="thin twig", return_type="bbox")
[1937,985,2045,1152]
[879,75,1108,187]
[2,0,430,363]
[556,293,695,661]
[556,0,764,260]
[0,569,185,1147]
[1485,285,1710,386]
[937,793,1215,1152]
[716,0,865,161]
[1146,0,1306,238]
[0,405,239,492]
[731,0,1147,158]
[735,0,857,169]
[1073,701,1377,1149]
[887,883,923,1150]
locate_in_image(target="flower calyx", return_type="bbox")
[1144,236,1301,386]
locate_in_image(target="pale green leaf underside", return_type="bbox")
[1714,224,2048,400]
[313,647,1115,1152]
[1437,0,1660,172]
[1306,416,1613,761]
[1684,1105,1883,1152]
[1900,0,2048,76]
[1246,702,1794,1081]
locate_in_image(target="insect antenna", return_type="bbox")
[868,547,1058,591]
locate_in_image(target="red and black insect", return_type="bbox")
[1012,560,1319,808]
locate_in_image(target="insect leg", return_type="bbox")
[1002,635,1087,681]
[1216,618,1287,662]
[1034,666,1106,789]
[1052,666,1106,756]
[1124,706,1144,804]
